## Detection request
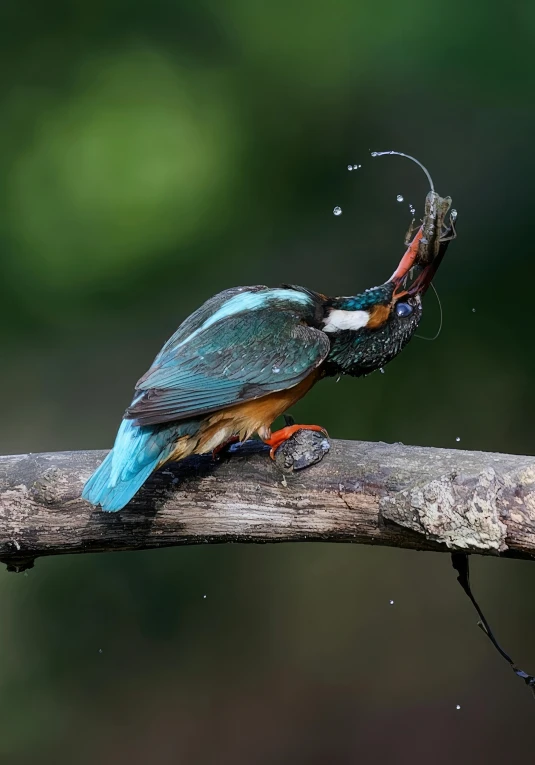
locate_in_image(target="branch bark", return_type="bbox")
[1,434,534,572]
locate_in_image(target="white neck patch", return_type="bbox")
[322,309,370,333]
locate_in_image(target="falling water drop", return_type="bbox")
[455,437,461,443]
[389,599,394,605]
[472,308,476,313]
[347,164,353,171]
[396,194,404,202]
[333,206,343,216]
[456,704,461,710]
[353,164,361,170]
[409,204,416,215]
[451,209,458,220]
[379,368,385,374]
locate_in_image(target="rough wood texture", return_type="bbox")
[0,433,534,572]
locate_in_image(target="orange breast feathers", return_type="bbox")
[192,368,322,455]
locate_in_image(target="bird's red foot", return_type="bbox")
[263,424,328,459]
[212,435,240,460]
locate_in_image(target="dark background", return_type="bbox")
[1,1,534,762]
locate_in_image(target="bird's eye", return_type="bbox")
[395,302,413,318]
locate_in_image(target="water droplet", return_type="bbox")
[336,375,341,383]
[451,209,458,220]
[409,204,416,215]
[396,194,404,202]
[455,437,461,443]
[353,164,361,170]
[389,599,394,605]
[472,308,476,313]
[272,365,281,374]
[370,151,379,157]
[203,594,207,599]
[379,368,385,374]
[456,704,461,710]
[98,648,103,654]
[333,206,342,216]
[347,164,353,171]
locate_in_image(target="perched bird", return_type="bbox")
[82,220,452,512]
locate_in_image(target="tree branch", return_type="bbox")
[1,434,534,572]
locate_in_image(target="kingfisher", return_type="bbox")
[83,154,455,512]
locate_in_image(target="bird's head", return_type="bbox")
[323,226,448,376]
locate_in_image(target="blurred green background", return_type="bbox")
[1,0,535,762]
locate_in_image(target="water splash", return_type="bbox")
[370,150,435,193]
[414,282,443,341]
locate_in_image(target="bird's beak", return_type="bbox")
[388,222,452,299]
[388,228,424,285]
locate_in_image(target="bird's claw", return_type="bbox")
[263,424,329,459]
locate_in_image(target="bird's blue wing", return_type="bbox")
[125,286,329,426]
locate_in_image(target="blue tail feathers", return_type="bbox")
[82,418,200,512]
